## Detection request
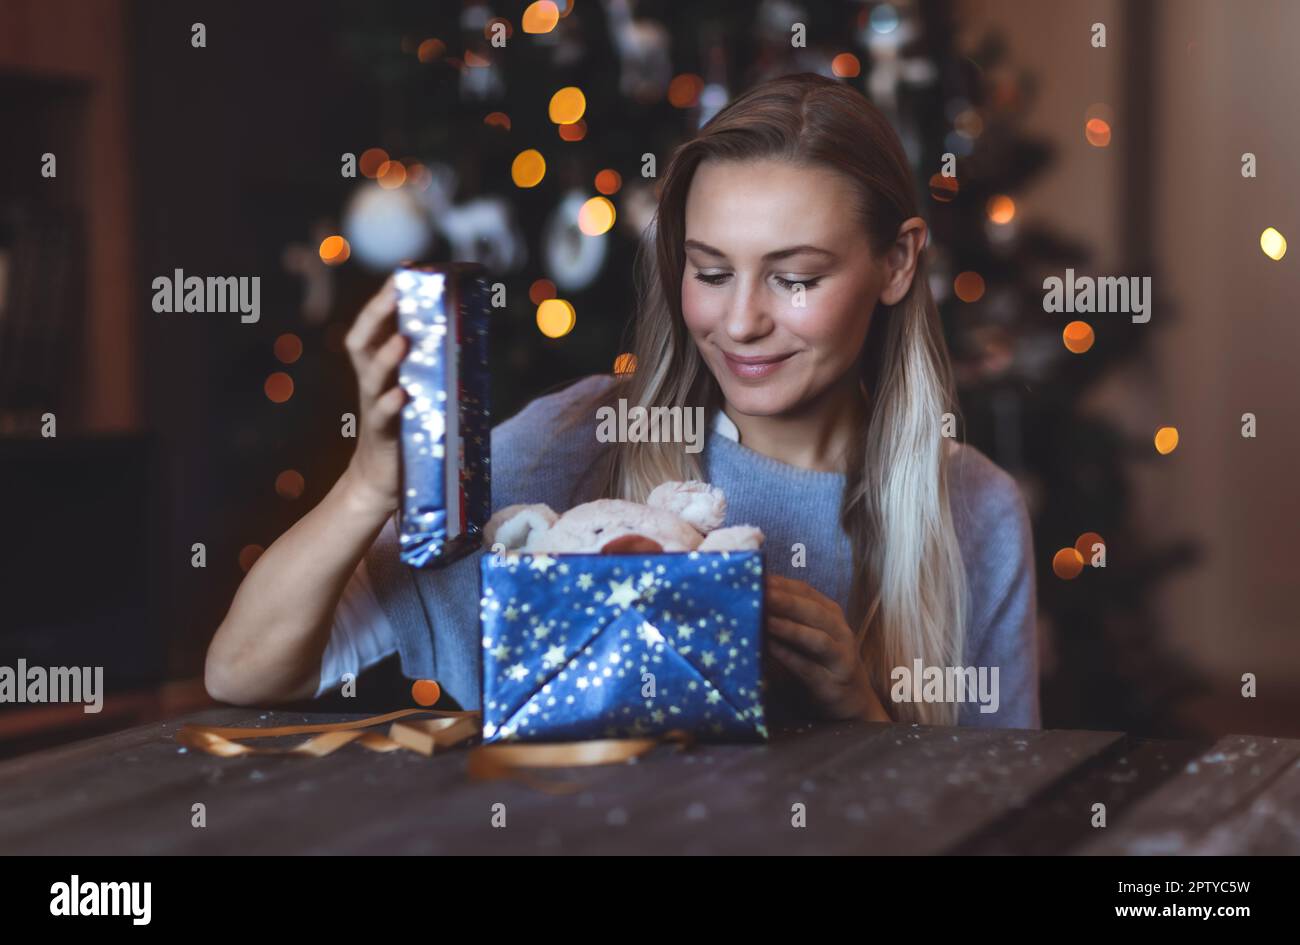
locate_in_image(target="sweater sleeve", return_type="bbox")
[954,452,1042,729]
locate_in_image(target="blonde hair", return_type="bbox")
[566,73,969,724]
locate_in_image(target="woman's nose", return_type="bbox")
[723,276,773,342]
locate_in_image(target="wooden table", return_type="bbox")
[1,708,1298,855]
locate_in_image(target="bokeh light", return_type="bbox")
[832,53,861,78]
[274,333,303,364]
[411,679,442,706]
[1085,118,1112,147]
[529,278,557,305]
[318,235,350,266]
[536,298,576,338]
[1052,547,1085,580]
[987,195,1016,224]
[577,196,616,235]
[953,271,985,303]
[275,469,305,500]
[595,169,622,195]
[549,87,586,124]
[522,1,559,33]
[377,160,407,189]
[238,544,265,573]
[1063,320,1095,354]
[1260,227,1287,261]
[1075,532,1105,561]
[417,38,445,63]
[1154,426,1180,454]
[511,149,546,187]
[668,74,704,108]
[358,147,388,179]
[484,17,513,40]
[484,112,511,131]
[557,119,587,141]
[265,372,294,404]
[929,172,958,202]
[613,353,637,375]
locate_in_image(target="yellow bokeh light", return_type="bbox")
[1154,426,1180,454]
[511,149,546,188]
[577,196,616,235]
[522,1,560,34]
[536,298,575,338]
[987,194,1016,224]
[549,87,586,125]
[1063,320,1094,354]
[1260,227,1287,261]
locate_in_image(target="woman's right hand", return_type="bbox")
[341,276,409,517]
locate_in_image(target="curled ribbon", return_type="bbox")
[175,708,692,791]
[175,708,479,758]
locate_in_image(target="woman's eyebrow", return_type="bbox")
[684,239,837,262]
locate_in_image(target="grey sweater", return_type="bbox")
[365,373,1041,728]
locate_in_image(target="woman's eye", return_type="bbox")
[693,271,730,286]
[774,275,822,291]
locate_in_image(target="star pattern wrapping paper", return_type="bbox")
[480,550,768,743]
[394,264,491,568]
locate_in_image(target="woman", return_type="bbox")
[206,73,1039,727]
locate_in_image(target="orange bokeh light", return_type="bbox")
[359,148,389,178]
[987,195,1016,224]
[595,169,622,195]
[668,74,704,108]
[1063,320,1095,354]
[522,1,559,34]
[558,119,587,141]
[528,278,557,305]
[1052,547,1085,580]
[832,53,861,78]
[275,469,305,500]
[319,235,350,266]
[274,333,303,364]
[1085,118,1112,147]
[953,271,986,303]
[265,372,294,404]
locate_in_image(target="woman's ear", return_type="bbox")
[878,217,928,306]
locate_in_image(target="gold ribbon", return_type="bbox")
[175,709,692,790]
[175,708,479,758]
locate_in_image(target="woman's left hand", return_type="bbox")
[764,574,891,722]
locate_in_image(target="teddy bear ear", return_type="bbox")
[646,480,727,533]
[484,503,558,550]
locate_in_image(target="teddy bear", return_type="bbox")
[482,480,763,554]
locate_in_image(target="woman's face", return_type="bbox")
[681,157,903,418]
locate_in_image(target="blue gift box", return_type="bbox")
[479,549,769,743]
[394,264,491,568]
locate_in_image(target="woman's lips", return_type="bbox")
[721,350,796,379]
